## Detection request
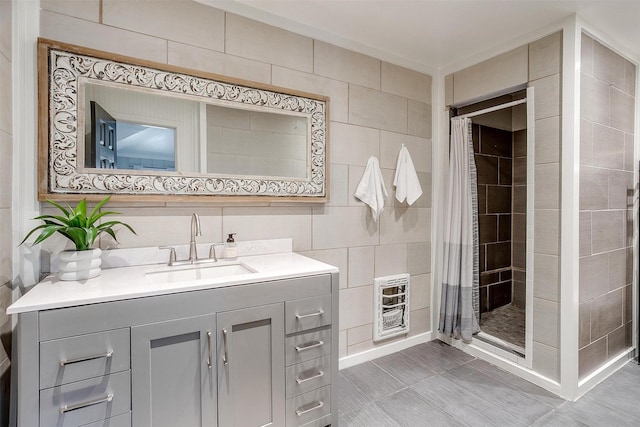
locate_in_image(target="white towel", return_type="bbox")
[394,144,422,205]
[355,156,388,222]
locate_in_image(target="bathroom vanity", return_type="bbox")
[9,249,339,427]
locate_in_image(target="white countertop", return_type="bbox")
[7,252,338,315]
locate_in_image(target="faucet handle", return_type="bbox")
[159,246,177,266]
[209,243,224,262]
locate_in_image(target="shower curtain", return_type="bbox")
[439,117,480,341]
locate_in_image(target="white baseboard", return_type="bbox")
[576,348,636,400]
[338,332,432,370]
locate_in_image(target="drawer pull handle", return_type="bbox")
[207,331,213,369]
[222,328,229,365]
[59,393,113,414]
[295,400,324,417]
[295,309,324,320]
[296,370,324,384]
[295,340,324,352]
[60,350,113,367]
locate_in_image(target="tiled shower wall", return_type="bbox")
[578,33,636,379]
[38,1,433,358]
[446,31,562,380]
[0,0,13,423]
[474,124,514,313]
[512,129,527,308]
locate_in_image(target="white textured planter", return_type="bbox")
[56,248,102,281]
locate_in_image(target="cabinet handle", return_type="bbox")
[60,350,113,367]
[207,331,212,369]
[222,328,229,365]
[295,340,324,352]
[295,370,324,384]
[295,400,324,417]
[295,309,324,320]
[59,393,113,414]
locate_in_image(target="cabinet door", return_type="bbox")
[131,314,217,427]
[217,303,285,427]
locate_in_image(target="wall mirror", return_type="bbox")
[38,39,329,202]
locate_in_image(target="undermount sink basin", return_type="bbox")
[146,262,256,284]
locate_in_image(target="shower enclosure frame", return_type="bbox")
[444,87,535,369]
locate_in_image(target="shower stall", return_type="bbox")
[453,89,531,356]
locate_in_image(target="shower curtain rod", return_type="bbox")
[455,98,527,120]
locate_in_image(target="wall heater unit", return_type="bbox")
[373,273,410,342]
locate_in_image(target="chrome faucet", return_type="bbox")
[189,213,202,263]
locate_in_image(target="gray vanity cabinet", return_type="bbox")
[15,271,339,427]
[217,303,285,427]
[131,314,217,427]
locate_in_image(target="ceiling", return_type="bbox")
[199,0,640,74]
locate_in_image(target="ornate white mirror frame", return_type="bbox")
[38,38,329,202]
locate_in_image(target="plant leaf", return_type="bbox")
[32,225,66,245]
[88,196,112,224]
[45,199,71,217]
[74,199,88,228]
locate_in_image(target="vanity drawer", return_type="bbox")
[40,328,130,389]
[40,370,131,427]
[285,295,331,334]
[286,385,331,427]
[285,328,331,366]
[80,412,131,427]
[286,355,331,398]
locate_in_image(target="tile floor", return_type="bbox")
[479,303,526,348]
[339,340,640,426]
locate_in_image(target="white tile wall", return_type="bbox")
[225,13,313,73]
[40,10,168,63]
[314,41,381,90]
[168,42,271,84]
[103,0,225,52]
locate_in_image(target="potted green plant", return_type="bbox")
[21,196,136,281]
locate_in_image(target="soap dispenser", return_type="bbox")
[224,233,237,260]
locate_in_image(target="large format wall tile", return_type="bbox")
[223,206,312,251]
[591,210,624,253]
[103,0,224,52]
[379,207,430,245]
[0,132,11,209]
[534,210,559,255]
[41,10,168,63]
[530,74,560,120]
[610,88,635,134]
[529,32,562,81]
[379,131,431,173]
[534,116,560,164]
[340,285,374,330]
[0,0,11,59]
[168,42,271,84]
[533,254,559,302]
[408,100,432,139]
[533,341,559,380]
[381,62,431,102]
[0,52,11,135]
[315,41,380,89]
[590,289,623,340]
[410,274,431,311]
[41,0,99,21]
[312,206,378,250]
[452,45,528,104]
[592,124,624,169]
[579,336,607,378]
[579,253,609,303]
[300,248,348,289]
[533,298,559,347]
[348,246,375,288]
[349,85,408,134]
[225,13,313,73]
[592,38,627,90]
[330,122,380,167]
[580,74,610,126]
[272,66,349,123]
[374,244,408,277]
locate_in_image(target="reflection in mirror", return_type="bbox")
[205,105,308,179]
[40,39,328,200]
